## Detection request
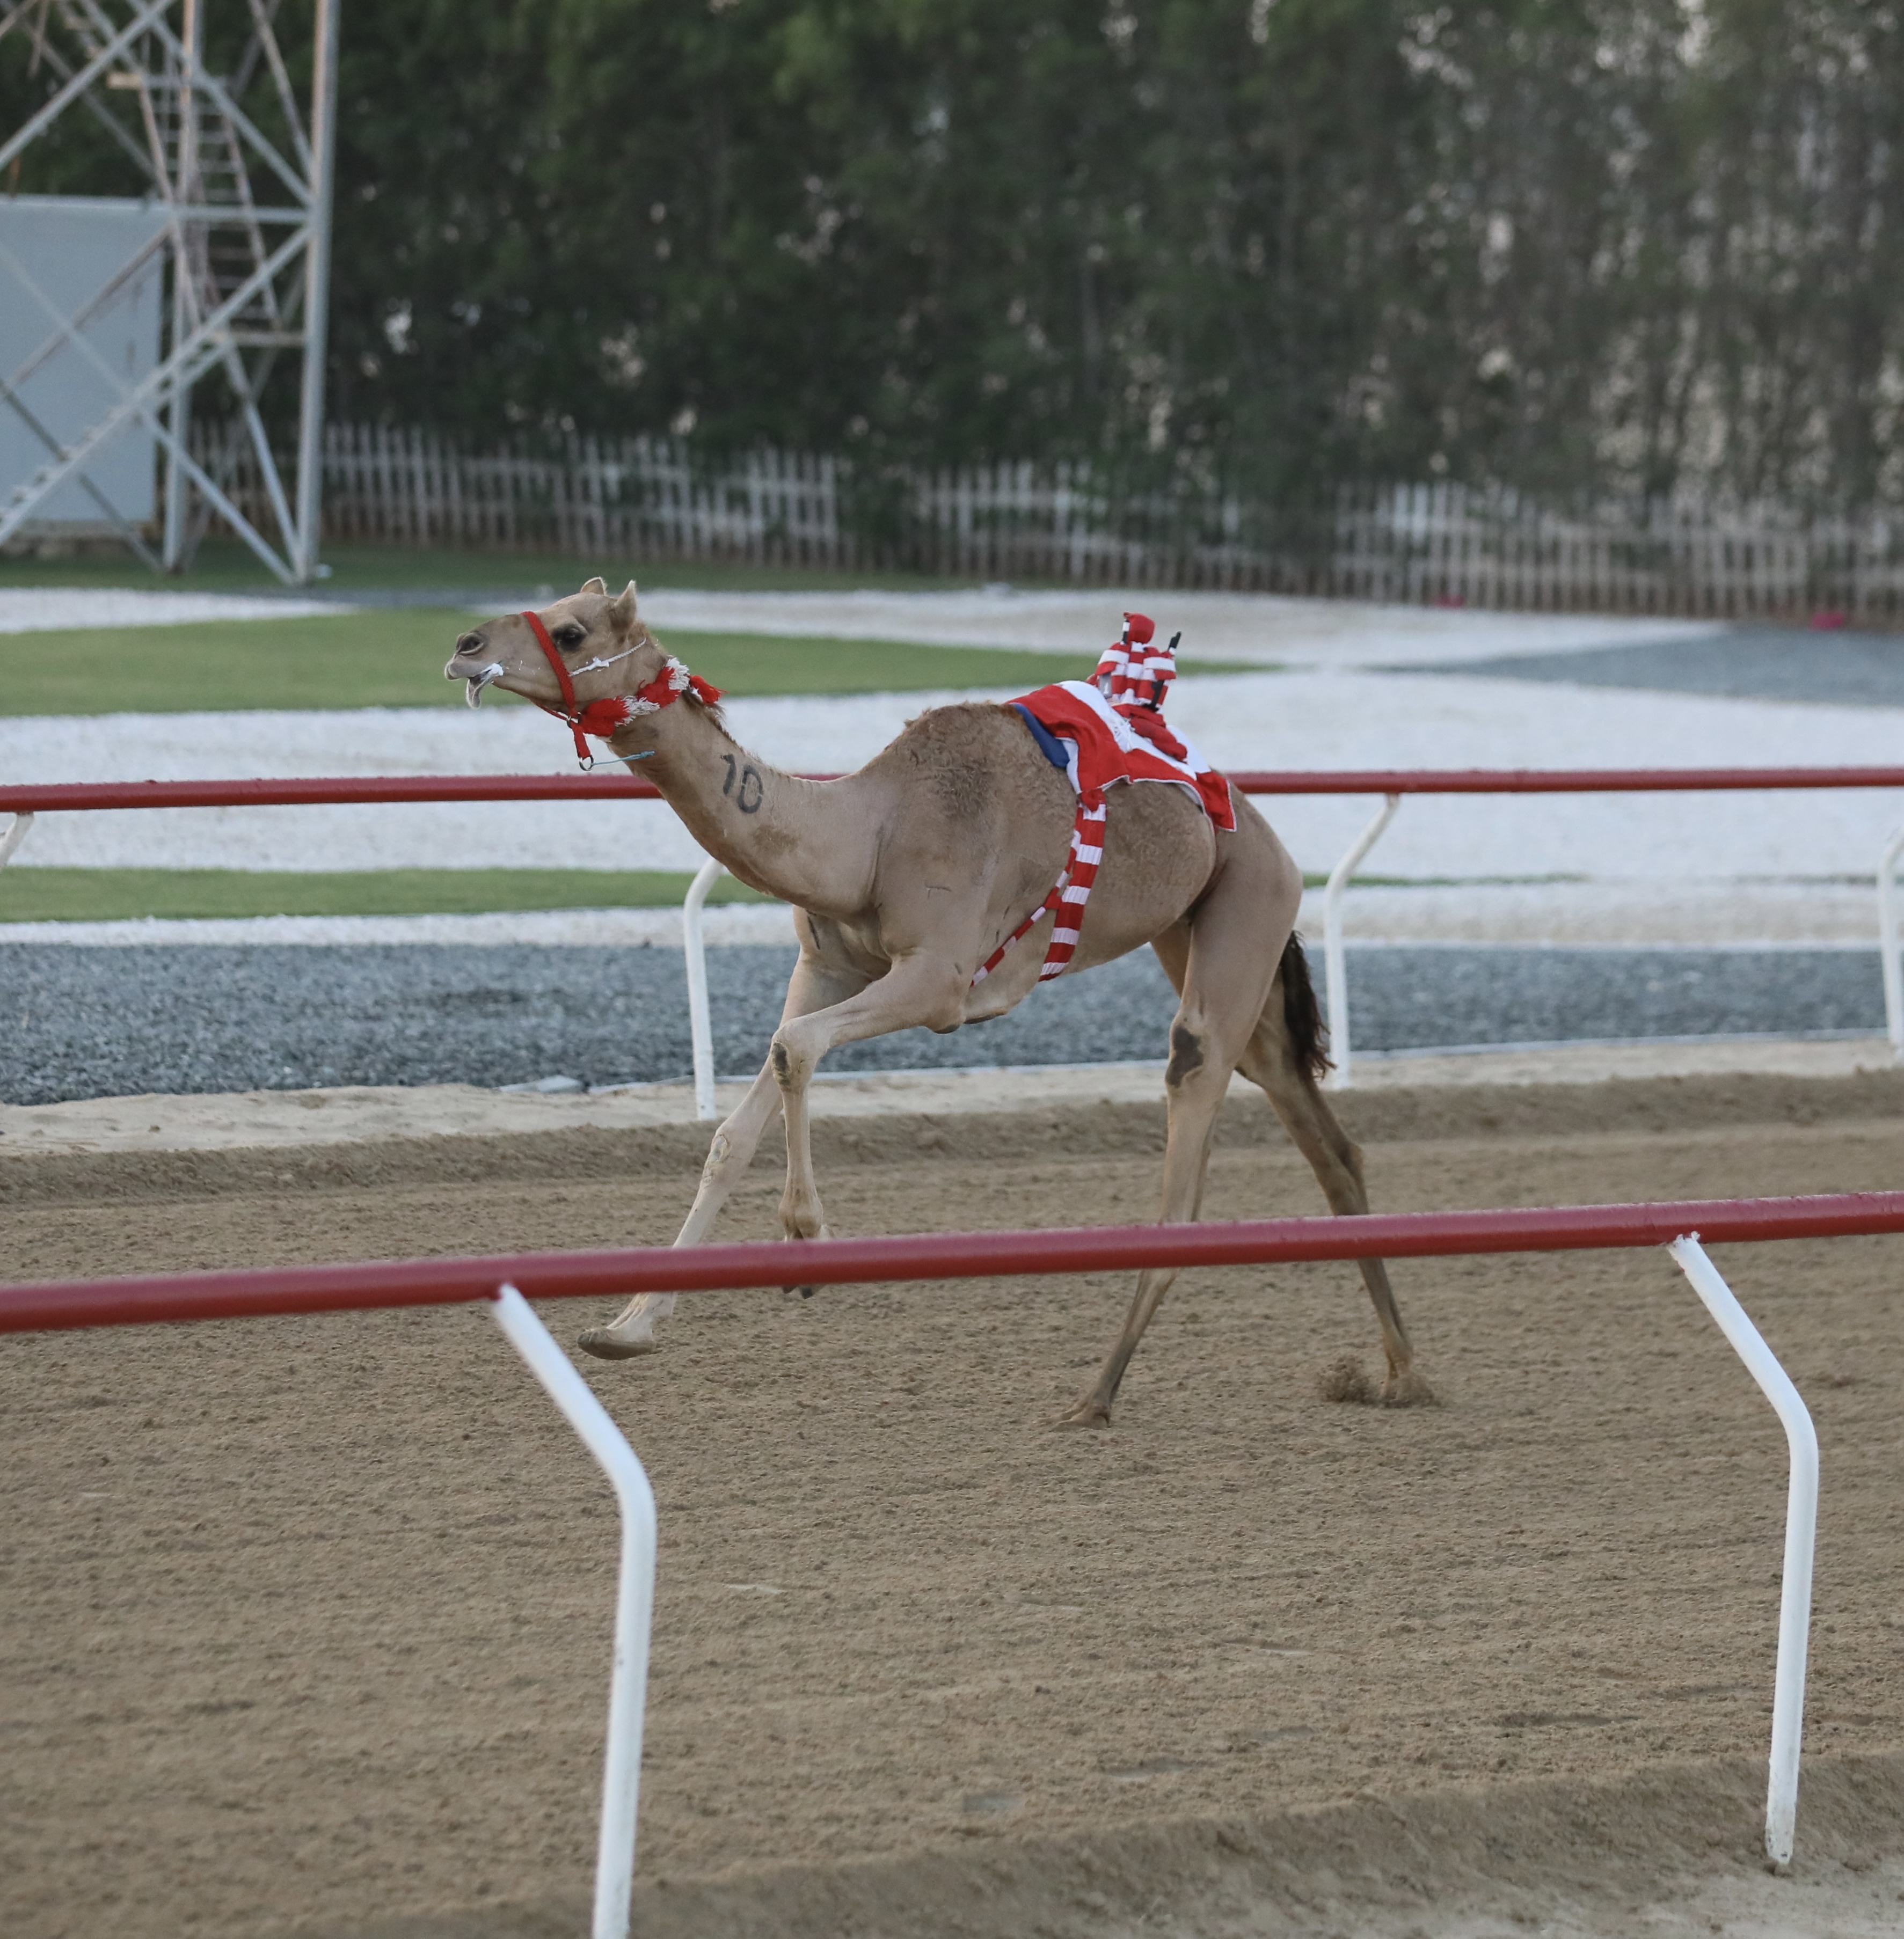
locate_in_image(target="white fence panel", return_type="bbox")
[188,423,1904,617]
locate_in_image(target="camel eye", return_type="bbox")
[555,625,587,649]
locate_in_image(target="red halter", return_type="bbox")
[520,610,723,767]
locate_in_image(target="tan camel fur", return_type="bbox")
[445,580,1433,1423]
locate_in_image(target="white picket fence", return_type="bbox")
[1331,485,1904,618]
[198,421,1904,616]
[317,427,851,568]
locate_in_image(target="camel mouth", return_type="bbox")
[449,658,507,707]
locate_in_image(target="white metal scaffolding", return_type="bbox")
[0,0,338,582]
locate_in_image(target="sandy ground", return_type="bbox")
[3,1071,1903,1938]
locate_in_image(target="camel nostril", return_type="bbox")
[455,631,484,656]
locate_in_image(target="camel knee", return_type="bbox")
[1165,1011,1244,1103]
[699,1126,746,1190]
[1165,1018,1208,1091]
[772,965,964,1088]
[769,1030,812,1092]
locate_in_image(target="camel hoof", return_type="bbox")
[1382,1366,1438,1408]
[782,1284,821,1299]
[576,1326,659,1361]
[1052,1396,1113,1430]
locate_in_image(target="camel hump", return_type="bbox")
[868,700,1068,824]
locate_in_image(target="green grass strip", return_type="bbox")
[0,868,781,923]
[0,608,1151,715]
[1,867,1587,923]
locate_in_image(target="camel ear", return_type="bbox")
[579,575,608,595]
[608,580,638,633]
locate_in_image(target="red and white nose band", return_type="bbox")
[520,609,724,767]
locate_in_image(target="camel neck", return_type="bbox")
[614,698,853,909]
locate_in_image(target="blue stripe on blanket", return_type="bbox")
[1010,702,1071,772]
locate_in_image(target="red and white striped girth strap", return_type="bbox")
[970,787,1107,988]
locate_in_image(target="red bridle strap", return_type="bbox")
[522,609,590,762]
[519,610,723,768]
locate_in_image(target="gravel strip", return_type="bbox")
[0,942,1884,1105]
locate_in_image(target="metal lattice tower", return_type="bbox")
[0,0,338,582]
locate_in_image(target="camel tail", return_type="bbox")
[1280,932,1332,1086]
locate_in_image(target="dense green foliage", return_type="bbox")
[7,1,1903,508]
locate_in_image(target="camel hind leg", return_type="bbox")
[1235,938,1434,1406]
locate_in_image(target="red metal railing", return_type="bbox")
[8,765,1904,1092]
[7,767,1904,815]
[5,1190,1902,1334]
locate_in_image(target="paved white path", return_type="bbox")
[636,585,1726,668]
[0,588,351,632]
[6,671,1902,882]
[0,881,1885,949]
[1,1034,1890,1156]
[5,588,1900,947]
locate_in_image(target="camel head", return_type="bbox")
[444,576,665,720]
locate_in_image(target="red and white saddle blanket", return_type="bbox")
[972,614,1235,988]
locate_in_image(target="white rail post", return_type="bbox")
[1667,1235,1818,1872]
[292,0,342,582]
[682,855,727,1121]
[0,811,33,870]
[1321,793,1401,1091]
[1878,826,1904,1059]
[490,1284,657,1939]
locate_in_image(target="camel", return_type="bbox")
[445,579,1433,1424]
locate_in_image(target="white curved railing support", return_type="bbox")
[682,855,727,1120]
[0,810,33,870]
[490,1284,657,1939]
[1321,793,1402,1091]
[1668,1235,1818,1872]
[1878,826,1904,1059]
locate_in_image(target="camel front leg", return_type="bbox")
[577,949,869,1360]
[768,954,967,1272]
[576,1064,786,1358]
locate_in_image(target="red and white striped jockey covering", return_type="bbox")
[972,614,1235,989]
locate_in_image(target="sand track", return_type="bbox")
[2,1077,1903,1937]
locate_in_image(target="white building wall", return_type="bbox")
[0,195,168,529]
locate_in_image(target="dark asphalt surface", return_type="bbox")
[1413,627,1904,706]
[0,942,1884,1105]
